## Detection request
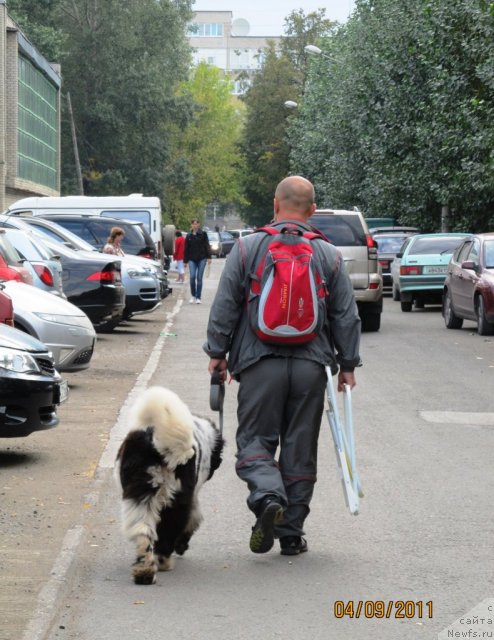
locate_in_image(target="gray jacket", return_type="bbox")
[204,220,361,377]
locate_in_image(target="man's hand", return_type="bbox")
[208,357,228,382]
[338,370,356,392]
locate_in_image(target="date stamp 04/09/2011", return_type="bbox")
[334,600,433,620]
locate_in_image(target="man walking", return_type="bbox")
[204,176,361,556]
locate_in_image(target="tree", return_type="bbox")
[163,63,245,229]
[239,43,300,227]
[239,10,335,227]
[289,0,494,231]
[9,0,195,199]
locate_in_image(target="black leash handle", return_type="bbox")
[209,368,225,434]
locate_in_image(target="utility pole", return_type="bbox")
[441,204,449,232]
[66,92,84,195]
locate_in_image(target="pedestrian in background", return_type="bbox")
[204,176,361,556]
[103,226,125,257]
[184,218,211,304]
[173,230,185,283]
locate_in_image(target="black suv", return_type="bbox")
[0,323,67,437]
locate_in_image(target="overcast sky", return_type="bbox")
[191,1,356,36]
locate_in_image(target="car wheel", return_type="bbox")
[361,313,381,332]
[392,282,400,301]
[163,225,176,256]
[476,296,494,336]
[443,291,463,329]
[400,300,412,312]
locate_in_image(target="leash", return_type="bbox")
[209,368,225,435]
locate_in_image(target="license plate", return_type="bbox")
[58,380,69,404]
[423,265,448,274]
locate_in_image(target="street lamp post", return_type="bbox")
[304,44,339,64]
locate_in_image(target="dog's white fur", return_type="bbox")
[128,386,196,468]
[115,386,223,585]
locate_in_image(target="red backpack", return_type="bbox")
[245,224,329,345]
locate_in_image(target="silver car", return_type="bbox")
[0,215,162,319]
[1,280,96,372]
[2,228,65,298]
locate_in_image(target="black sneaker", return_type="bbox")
[280,536,308,556]
[249,499,283,554]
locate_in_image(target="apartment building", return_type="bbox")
[0,0,61,210]
[188,11,280,94]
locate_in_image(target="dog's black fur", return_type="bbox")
[115,387,224,584]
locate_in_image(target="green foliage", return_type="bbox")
[238,10,336,227]
[10,0,194,201]
[289,0,494,232]
[8,0,66,60]
[163,63,246,230]
[239,43,301,227]
[281,8,335,72]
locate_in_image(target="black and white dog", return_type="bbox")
[114,386,224,585]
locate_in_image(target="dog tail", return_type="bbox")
[129,386,195,468]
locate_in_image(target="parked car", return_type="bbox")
[310,209,383,332]
[0,323,67,437]
[373,230,419,291]
[0,214,171,301]
[219,231,235,256]
[229,228,254,239]
[0,284,14,325]
[2,280,96,372]
[207,231,222,257]
[0,230,33,285]
[32,214,158,261]
[369,226,420,235]
[443,233,494,335]
[35,238,126,330]
[6,194,167,265]
[391,233,472,312]
[2,228,65,297]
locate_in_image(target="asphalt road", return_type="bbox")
[2,260,494,640]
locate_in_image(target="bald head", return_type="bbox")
[274,176,316,221]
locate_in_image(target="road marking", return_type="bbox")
[420,411,494,426]
[22,526,84,640]
[22,297,183,640]
[98,297,183,470]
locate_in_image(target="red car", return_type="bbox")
[0,285,14,326]
[443,233,494,335]
[0,230,33,285]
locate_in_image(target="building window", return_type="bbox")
[189,22,224,37]
[17,55,58,189]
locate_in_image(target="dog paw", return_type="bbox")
[133,568,157,585]
[174,539,190,555]
[157,555,175,571]
[133,559,157,585]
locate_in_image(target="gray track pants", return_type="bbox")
[235,357,326,538]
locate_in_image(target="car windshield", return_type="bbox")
[408,236,467,256]
[375,236,408,253]
[208,232,220,242]
[311,216,366,246]
[485,240,494,268]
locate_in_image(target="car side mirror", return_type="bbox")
[395,252,403,259]
[461,260,477,271]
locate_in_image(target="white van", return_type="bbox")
[5,194,173,261]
